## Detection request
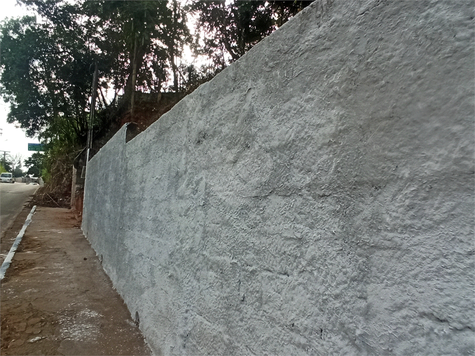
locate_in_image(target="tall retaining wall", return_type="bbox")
[82,1,474,355]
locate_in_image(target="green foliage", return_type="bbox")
[41,167,50,184]
[1,161,12,172]
[1,16,51,137]
[13,167,24,177]
[190,1,272,68]
[81,0,191,95]
[24,152,44,177]
[1,0,194,140]
[1,154,13,172]
[0,14,93,140]
[190,0,313,69]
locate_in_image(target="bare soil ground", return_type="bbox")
[0,207,151,355]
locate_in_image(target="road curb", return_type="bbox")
[0,206,37,280]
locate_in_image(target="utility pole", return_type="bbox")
[86,62,98,165]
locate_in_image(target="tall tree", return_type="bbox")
[0,14,94,139]
[191,0,313,69]
[1,0,192,140]
[82,0,190,96]
[191,1,273,68]
[163,0,190,92]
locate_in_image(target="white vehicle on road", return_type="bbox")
[0,173,15,183]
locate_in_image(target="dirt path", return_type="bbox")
[1,207,151,355]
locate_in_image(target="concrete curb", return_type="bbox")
[0,206,37,280]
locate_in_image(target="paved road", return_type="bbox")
[0,182,38,236]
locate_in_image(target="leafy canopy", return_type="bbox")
[0,0,313,194]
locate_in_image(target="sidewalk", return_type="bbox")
[0,206,151,355]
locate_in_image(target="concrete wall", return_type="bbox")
[82,1,475,355]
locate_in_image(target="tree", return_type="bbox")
[2,0,192,140]
[190,0,313,70]
[13,167,24,178]
[268,1,314,27]
[190,1,273,69]
[0,14,94,141]
[11,153,23,173]
[163,0,191,92]
[82,0,191,96]
[1,16,55,137]
[1,155,12,172]
[24,152,44,177]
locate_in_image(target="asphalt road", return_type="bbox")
[0,182,38,236]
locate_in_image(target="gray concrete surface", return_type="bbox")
[82,1,475,355]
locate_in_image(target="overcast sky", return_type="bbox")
[0,0,39,163]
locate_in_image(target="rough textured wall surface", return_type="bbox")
[82,1,475,355]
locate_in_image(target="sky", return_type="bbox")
[0,0,39,164]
